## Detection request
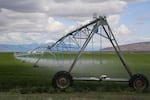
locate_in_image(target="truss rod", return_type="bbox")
[69,21,100,72]
[86,27,109,39]
[102,25,132,77]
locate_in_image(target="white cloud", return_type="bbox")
[0,0,147,45]
[47,17,78,42]
[108,15,120,27]
[0,17,75,44]
[47,0,127,19]
[0,32,56,44]
[48,17,67,33]
[143,37,150,41]
[116,24,131,35]
[0,9,49,33]
[121,0,146,2]
[0,0,48,13]
[77,19,91,26]
[107,15,134,36]
[0,0,127,20]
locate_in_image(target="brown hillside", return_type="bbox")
[103,42,150,52]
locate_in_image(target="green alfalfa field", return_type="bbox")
[0,52,150,100]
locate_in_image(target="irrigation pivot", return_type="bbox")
[15,16,149,91]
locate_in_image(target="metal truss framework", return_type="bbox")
[14,16,150,91]
[29,16,132,77]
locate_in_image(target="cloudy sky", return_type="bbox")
[0,0,150,45]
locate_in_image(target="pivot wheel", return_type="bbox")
[129,73,149,91]
[52,71,73,89]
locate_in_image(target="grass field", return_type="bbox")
[0,92,150,100]
[15,52,150,78]
[0,52,150,99]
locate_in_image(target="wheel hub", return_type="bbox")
[58,78,68,86]
[134,79,144,88]
[52,71,73,89]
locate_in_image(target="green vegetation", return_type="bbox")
[0,52,150,94]
[0,53,56,93]
[0,92,150,100]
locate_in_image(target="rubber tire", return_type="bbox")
[129,73,149,91]
[52,71,73,89]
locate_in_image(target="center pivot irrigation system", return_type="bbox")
[15,16,149,90]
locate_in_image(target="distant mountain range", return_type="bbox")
[0,42,150,52]
[0,43,50,52]
[103,42,150,52]
[0,42,80,52]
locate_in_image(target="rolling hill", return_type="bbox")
[103,42,150,52]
